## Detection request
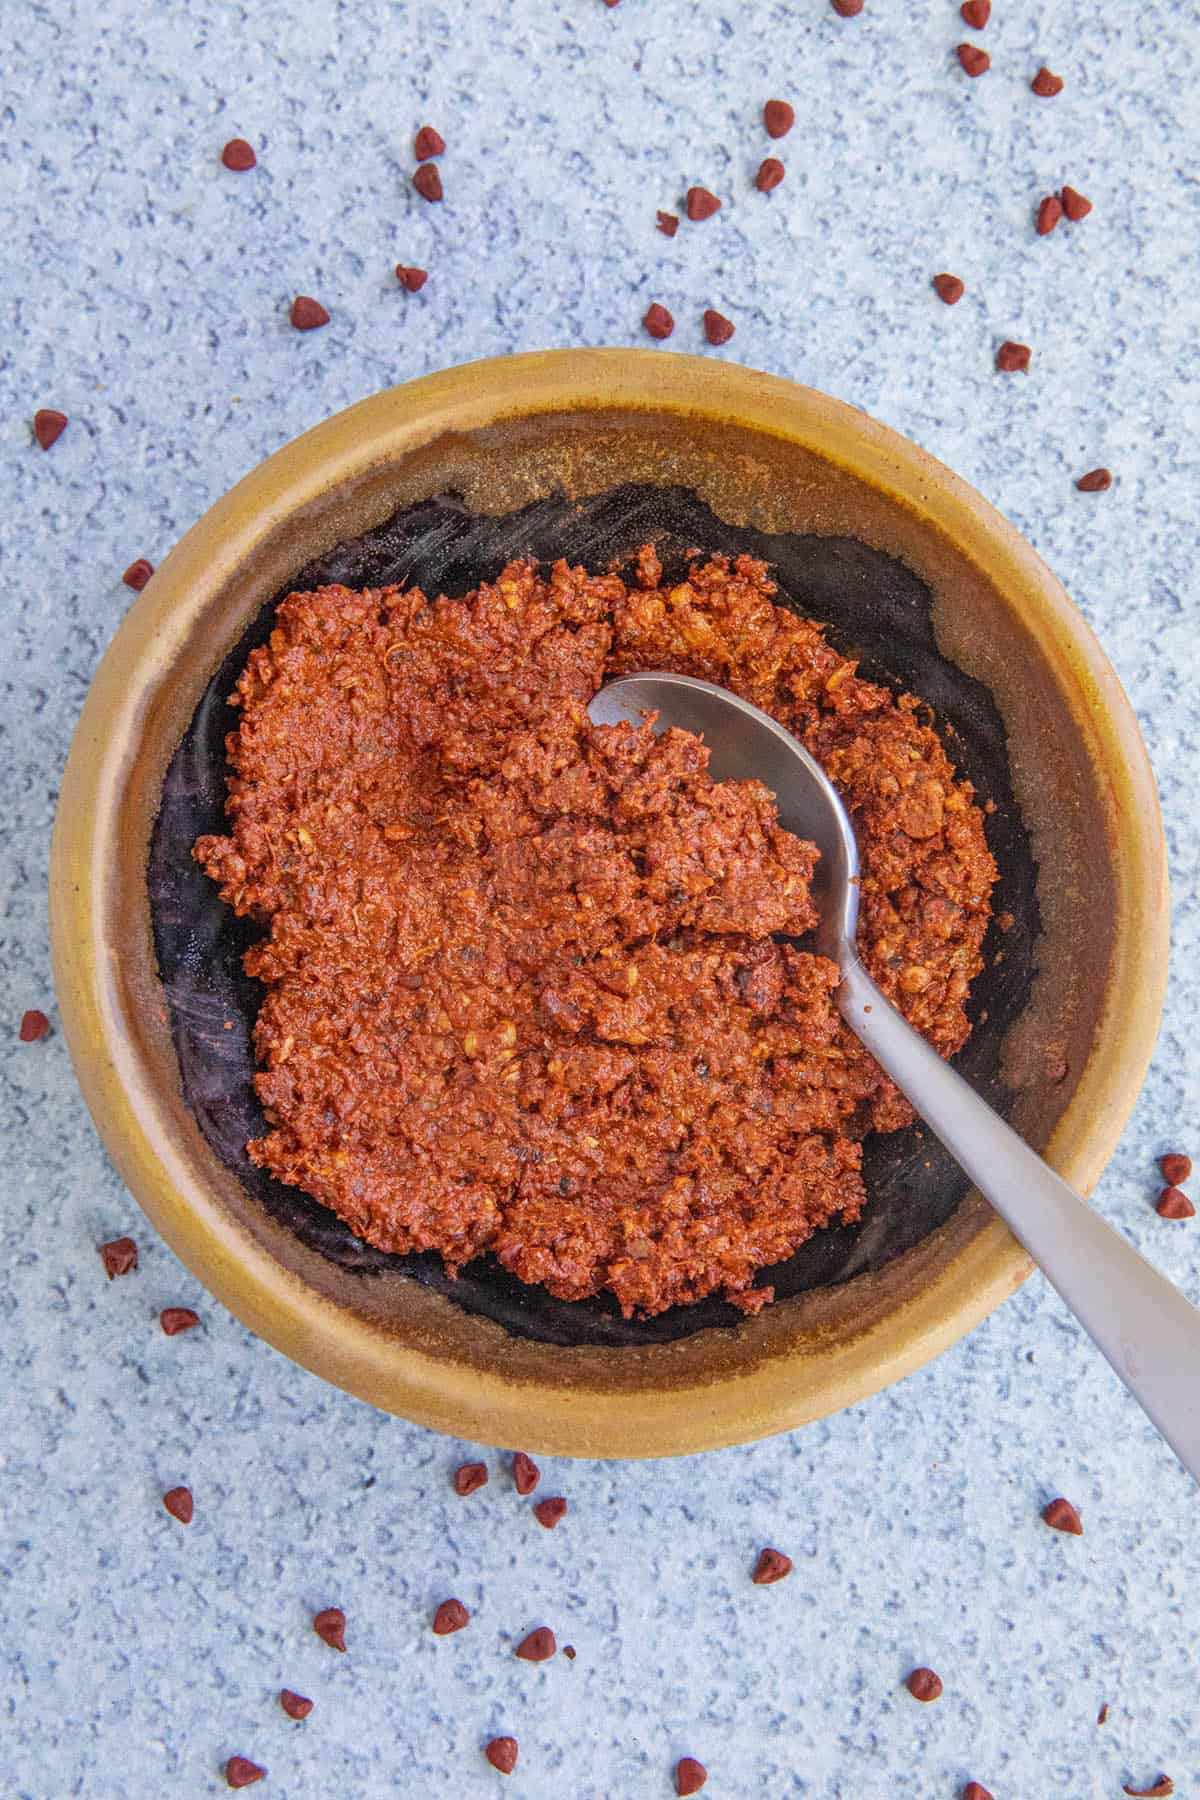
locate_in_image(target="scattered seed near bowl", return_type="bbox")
[19,1008,51,1042]
[1042,1496,1083,1534]
[957,44,990,76]
[160,1307,199,1336]
[1037,195,1063,236]
[1123,1780,1175,1798]
[100,1237,138,1278]
[289,296,329,331]
[221,139,256,172]
[752,1547,792,1585]
[413,164,443,202]
[563,1645,577,1660]
[932,272,965,305]
[163,1486,194,1524]
[395,265,428,292]
[830,0,863,16]
[703,310,735,346]
[433,1598,470,1635]
[643,303,675,341]
[454,1461,488,1496]
[513,1452,541,1495]
[960,0,990,26]
[486,1738,519,1774]
[685,186,721,221]
[1161,1153,1192,1185]
[1061,185,1092,221]
[1098,1703,1110,1725]
[33,409,68,450]
[122,558,154,590]
[515,1626,556,1662]
[414,126,445,161]
[534,1497,567,1529]
[676,1757,708,1795]
[905,1667,943,1702]
[962,1785,994,1800]
[656,210,679,237]
[225,1758,267,1789]
[1031,66,1064,96]
[1076,467,1112,492]
[1157,1187,1195,1220]
[313,1606,347,1651]
[279,1690,313,1720]
[756,157,785,192]
[996,340,1031,372]
[763,99,794,138]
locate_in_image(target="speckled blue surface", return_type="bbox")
[2,2,1198,1796]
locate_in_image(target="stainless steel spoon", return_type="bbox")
[589,670,1200,1482]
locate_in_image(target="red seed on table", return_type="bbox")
[454,1461,488,1496]
[290,296,329,331]
[957,44,990,76]
[1037,195,1063,236]
[1061,184,1092,221]
[414,126,445,161]
[1076,468,1112,492]
[763,99,794,139]
[279,1690,313,1720]
[1161,1153,1192,1186]
[752,1547,792,1585]
[100,1237,138,1278]
[1042,1496,1083,1534]
[960,0,990,26]
[643,303,675,341]
[1098,1703,1110,1725]
[515,1626,556,1662]
[225,1759,266,1789]
[703,310,735,346]
[685,187,721,221]
[313,1607,347,1651]
[221,139,256,172]
[676,1757,708,1795]
[906,1667,943,1702]
[830,0,863,15]
[996,340,1031,372]
[1032,66,1064,96]
[932,273,965,305]
[756,157,785,192]
[433,1598,470,1634]
[395,265,428,292]
[563,1644,577,1660]
[513,1451,541,1494]
[413,164,443,202]
[122,559,155,590]
[160,1307,199,1335]
[1157,1187,1195,1220]
[33,409,68,450]
[19,1009,51,1042]
[534,1497,567,1529]
[486,1738,519,1774]
[1123,1781,1175,1798]
[656,210,679,237]
[163,1486,194,1524]
[962,1786,994,1800]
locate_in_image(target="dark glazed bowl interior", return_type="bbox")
[149,482,1038,1349]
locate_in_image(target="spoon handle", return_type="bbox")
[839,957,1200,1484]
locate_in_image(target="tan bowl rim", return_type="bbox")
[49,349,1169,1456]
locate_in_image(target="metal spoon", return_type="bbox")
[589,670,1200,1482]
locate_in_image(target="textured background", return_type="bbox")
[2,1,1198,1796]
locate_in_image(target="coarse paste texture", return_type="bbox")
[195,547,996,1317]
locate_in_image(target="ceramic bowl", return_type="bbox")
[49,350,1168,1456]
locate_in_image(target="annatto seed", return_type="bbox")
[413,164,443,202]
[1157,1187,1196,1220]
[1076,468,1113,492]
[163,1486,194,1524]
[100,1237,138,1278]
[221,139,256,172]
[643,303,675,341]
[395,265,428,292]
[756,157,785,192]
[513,1452,541,1495]
[752,1547,792,1584]
[279,1690,313,1720]
[433,1598,470,1634]
[1043,1496,1083,1534]
[906,1667,943,1702]
[313,1606,347,1651]
[957,44,990,76]
[703,310,735,346]
[454,1461,488,1496]
[414,126,445,161]
[996,340,1031,372]
[830,0,863,15]
[1161,1153,1192,1186]
[515,1626,556,1662]
[685,187,721,221]
[763,99,794,138]
[225,1758,266,1789]
[19,1009,51,1041]
[1061,185,1092,221]
[676,1757,708,1795]
[1032,66,1064,96]
[1098,1703,1110,1725]
[960,0,990,26]
[1037,195,1063,235]
[122,559,155,590]
[290,296,330,331]
[962,1786,994,1800]
[486,1738,519,1774]
[1123,1780,1175,1798]
[932,273,965,305]
[33,409,68,450]
[656,210,679,236]
[534,1497,567,1528]
[160,1307,199,1335]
